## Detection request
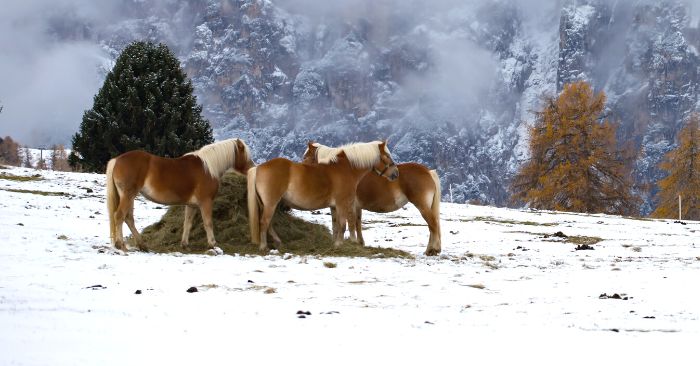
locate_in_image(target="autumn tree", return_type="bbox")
[70,41,213,172]
[510,81,639,215]
[50,144,71,171]
[0,136,21,166]
[652,114,700,220]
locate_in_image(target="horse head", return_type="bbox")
[373,140,399,181]
[302,141,318,164]
[235,139,255,173]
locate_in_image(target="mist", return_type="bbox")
[0,0,113,147]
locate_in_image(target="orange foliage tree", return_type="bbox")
[511,81,639,215]
[652,114,700,220]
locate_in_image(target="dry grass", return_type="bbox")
[136,173,412,259]
[565,235,603,245]
[0,172,43,182]
[1,188,69,197]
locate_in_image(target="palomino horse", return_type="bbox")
[247,141,399,251]
[105,138,254,251]
[304,142,442,255]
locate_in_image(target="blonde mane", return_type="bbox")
[313,141,388,169]
[188,138,248,178]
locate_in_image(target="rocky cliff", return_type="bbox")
[52,0,700,212]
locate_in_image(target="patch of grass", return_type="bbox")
[466,283,485,289]
[467,216,557,227]
[57,235,68,240]
[388,222,426,227]
[1,188,69,197]
[0,172,43,182]
[565,236,603,245]
[323,261,337,268]
[137,173,411,259]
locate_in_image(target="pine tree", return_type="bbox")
[652,114,700,220]
[50,144,71,171]
[70,41,213,172]
[511,81,639,215]
[22,146,33,168]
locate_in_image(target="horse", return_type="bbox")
[303,142,442,256]
[247,141,399,251]
[105,138,254,251]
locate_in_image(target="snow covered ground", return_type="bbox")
[1,165,699,365]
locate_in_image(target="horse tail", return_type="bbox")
[247,166,260,244]
[106,158,119,245]
[429,169,441,234]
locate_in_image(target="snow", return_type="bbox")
[1,165,700,365]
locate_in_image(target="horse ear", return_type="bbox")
[307,140,316,148]
[236,139,244,149]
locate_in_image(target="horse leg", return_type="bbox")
[181,205,197,248]
[355,207,365,246]
[259,200,279,251]
[333,204,351,247]
[330,206,339,239]
[125,206,147,251]
[198,200,217,249]
[418,204,441,256]
[347,204,358,243]
[266,226,283,249]
[113,191,137,251]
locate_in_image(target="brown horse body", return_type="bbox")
[304,144,442,255]
[248,141,399,251]
[106,138,254,251]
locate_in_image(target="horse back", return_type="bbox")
[112,150,216,204]
[258,157,336,209]
[357,162,434,212]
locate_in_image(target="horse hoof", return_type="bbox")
[425,248,441,256]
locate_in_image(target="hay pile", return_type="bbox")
[136,172,411,258]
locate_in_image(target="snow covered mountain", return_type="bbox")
[48,0,700,212]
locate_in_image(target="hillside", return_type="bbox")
[1,165,699,364]
[15,0,700,212]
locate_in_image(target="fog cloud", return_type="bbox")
[0,1,113,147]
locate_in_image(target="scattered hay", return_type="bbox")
[466,283,486,290]
[137,173,411,258]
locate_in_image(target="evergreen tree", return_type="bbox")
[22,146,33,168]
[652,114,700,220]
[70,41,213,172]
[511,81,639,215]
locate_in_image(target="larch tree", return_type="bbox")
[652,114,700,220]
[0,136,21,166]
[510,81,639,215]
[70,41,213,172]
[50,144,71,172]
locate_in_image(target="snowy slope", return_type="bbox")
[1,165,699,365]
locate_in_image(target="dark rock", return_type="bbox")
[186,286,198,293]
[575,244,594,250]
[134,290,142,295]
